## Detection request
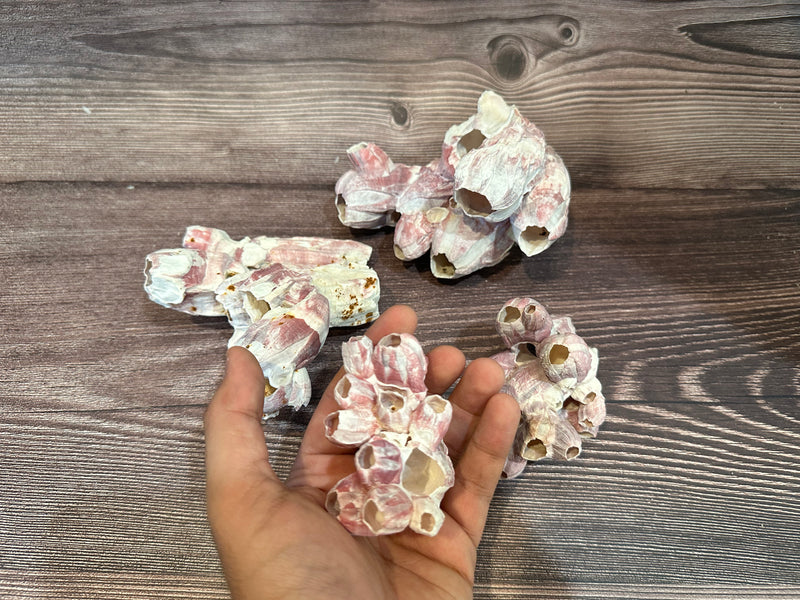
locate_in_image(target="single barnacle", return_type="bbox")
[428,206,515,279]
[510,146,571,256]
[452,110,546,223]
[408,394,452,450]
[496,297,554,347]
[393,207,449,261]
[563,387,607,437]
[503,360,567,413]
[341,335,375,380]
[325,473,372,537]
[362,484,414,535]
[538,333,596,389]
[372,333,429,393]
[324,407,380,447]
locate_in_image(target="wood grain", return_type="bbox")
[0,1,798,188]
[1,181,797,599]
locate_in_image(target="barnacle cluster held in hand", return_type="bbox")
[144,226,380,418]
[490,298,606,479]
[335,90,570,279]
[324,333,455,536]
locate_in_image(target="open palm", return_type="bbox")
[205,305,520,599]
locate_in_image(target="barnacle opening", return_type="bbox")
[379,388,405,413]
[520,226,550,254]
[336,194,347,220]
[549,344,569,365]
[364,500,384,532]
[380,334,403,348]
[525,439,547,460]
[325,491,341,517]
[426,395,448,414]
[563,398,581,412]
[324,412,339,437]
[243,292,271,322]
[431,253,456,278]
[584,391,597,403]
[358,446,376,470]
[394,244,408,261]
[514,343,537,365]
[402,448,445,496]
[457,129,486,156]
[420,513,436,532]
[144,259,153,287]
[455,188,493,217]
[500,306,521,323]
[565,446,580,460]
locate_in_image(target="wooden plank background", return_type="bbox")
[1,2,798,599]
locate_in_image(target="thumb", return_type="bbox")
[205,346,280,513]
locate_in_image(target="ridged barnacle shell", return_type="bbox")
[335,90,571,279]
[325,333,455,537]
[490,298,606,478]
[144,226,381,419]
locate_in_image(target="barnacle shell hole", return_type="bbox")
[427,396,448,414]
[358,446,376,469]
[457,129,486,156]
[335,194,347,220]
[325,491,342,517]
[324,412,339,436]
[243,292,271,321]
[565,446,580,459]
[520,226,550,254]
[379,389,405,412]
[500,306,521,324]
[431,253,456,278]
[394,244,407,260]
[380,334,403,348]
[526,439,547,460]
[364,500,385,531]
[402,448,445,496]
[419,512,436,533]
[514,343,537,365]
[549,344,570,365]
[144,259,153,286]
[563,398,581,412]
[455,188,493,218]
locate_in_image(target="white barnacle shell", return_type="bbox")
[393,207,449,261]
[341,335,375,380]
[308,262,380,327]
[143,248,226,316]
[510,146,571,256]
[563,388,607,438]
[452,109,547,223]
[371,333,429,393]
[538,333,595,390]
[428,205,515,279]
[495,297,554,347]
[503,360,568,413]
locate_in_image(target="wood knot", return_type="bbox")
[390,101,410,127]
[556,18,580,47]
[487,35,530,81]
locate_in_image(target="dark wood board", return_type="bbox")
[0,1,798,188]
[1,1,799,598]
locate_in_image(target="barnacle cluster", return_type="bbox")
[491,298,606,478]
[324,333,455,536]
[144,226,380,417]
[335,90,570,278]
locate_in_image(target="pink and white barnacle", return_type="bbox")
[490,298,605,478]
[495,297,554,347]
[510,146,571,257]
[538,333,596,389]
[371,333,428,393]
[325,332,455,537]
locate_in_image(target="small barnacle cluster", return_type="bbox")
[144,226,380,418]
[324,333,455,536]
[335,90,570,279]
[491,298,606,479]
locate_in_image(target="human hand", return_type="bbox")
[205,305,521,599]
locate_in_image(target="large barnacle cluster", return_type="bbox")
[335,91,570,278]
